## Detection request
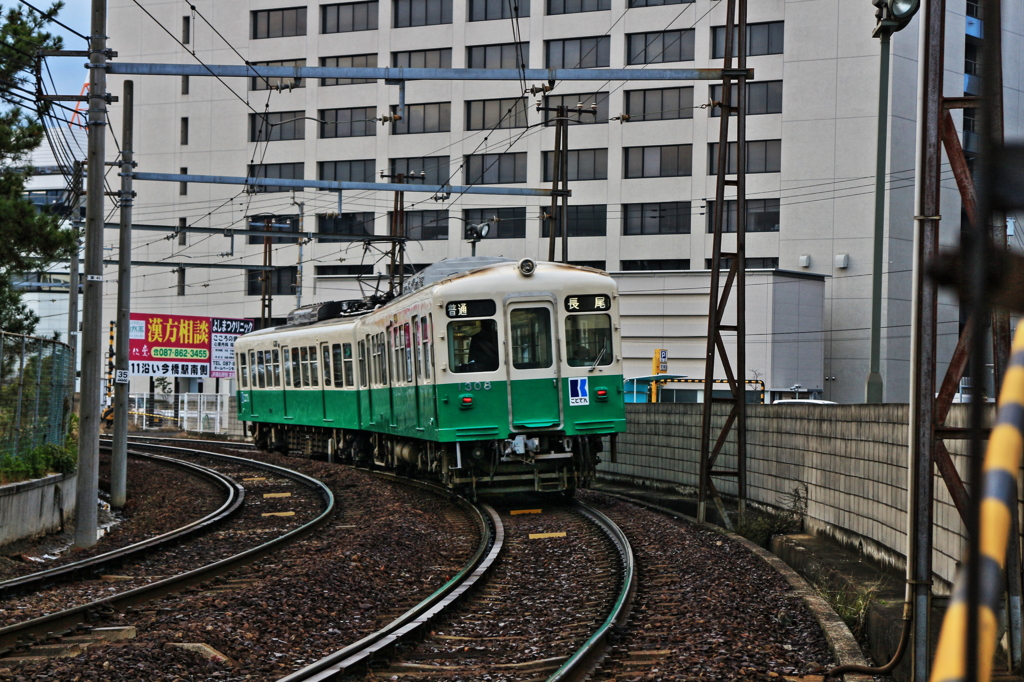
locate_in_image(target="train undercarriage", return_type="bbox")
[249,422,602,496]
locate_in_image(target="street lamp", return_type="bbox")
[866,0,920,403]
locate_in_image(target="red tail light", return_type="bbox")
[596,389,608,398]
[462,396,473,405]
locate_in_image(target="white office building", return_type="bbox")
[98,0,1022,402]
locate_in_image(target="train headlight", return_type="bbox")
[518,258,536,276]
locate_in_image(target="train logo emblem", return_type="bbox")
[569,378,589,406]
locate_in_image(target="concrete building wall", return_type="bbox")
[601,402,980,589]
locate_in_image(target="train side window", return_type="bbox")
[272,349,282,387]
[424,316,432,380]
[332,343,344,386]
[565,313,614,367]
[256,350,266,388]
[448,319,499,373]
[404,323,413,382]
[322,345,333,386]
[358,340,367,387]
[343,343,355,386]
[379,333,388,385]
[392,327,402,384]
[282,347,291,386]
[300,347,310,387]
[291,348,301,387]
[309,345,320,387]
[239,353,248,388]
[412,318,422,380]
[249,350,258,388]
[510,308,553,370]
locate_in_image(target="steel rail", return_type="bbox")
[0,448,244,600]
[279,480,502,682]
[545,500,636,682]
[0,442,335,650]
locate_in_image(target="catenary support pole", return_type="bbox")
[560,110,569,263]
[66,232,79,404]
[908,0,944,676]
[867,32,892,404]
[547,109,563,262]
[111,80,133,510]
[75,0,107,549]
[735,0,748,522]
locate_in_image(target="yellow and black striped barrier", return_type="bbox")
[931,325,1024,682]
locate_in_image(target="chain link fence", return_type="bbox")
[0,331,74,458]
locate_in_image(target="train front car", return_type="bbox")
[431,258,626,495]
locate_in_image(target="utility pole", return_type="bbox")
[537,101,592,262]
[260,217,273,328]
[380,170,423,296]
[66,230,79,399]
[76,0,108,548]
[546,106,563,262]
[111,79,133,510]
[291,193,304,309]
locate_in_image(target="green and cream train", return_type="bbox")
[234,256,626,495]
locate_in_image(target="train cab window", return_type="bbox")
[358,340,367,387]
[249,351,258,388]
[322,345,333,386]
[509,308,553,370]
[239,353,248,388]
[257,350,267,388]
[272,349,282,387]
[421,317,432,380]
[282,347,291,386]
[565,313,613,367]
[449,319,499,373]
[343,343,355,386]
[309,345,320,386]
[332,343,344,386]
[291,348,301,387]
[300,347,311,387]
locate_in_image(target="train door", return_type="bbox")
[238,351,253,418]
[387,324,397,428]
[320,343,333,423]
[280,346,291,418]
[504,299,562,430]
[412,316,423,430]
[422,315,439,428]
[248,350,260,418]
[363,335,375,426]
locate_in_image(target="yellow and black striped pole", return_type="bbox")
[931,324,1024,682]
[106,320,115,404]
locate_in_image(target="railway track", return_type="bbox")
[0,440,335,655]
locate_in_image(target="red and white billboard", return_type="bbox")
[128,313,252,378]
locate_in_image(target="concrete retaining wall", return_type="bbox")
[600,403,980,590]
[0,473,77,546]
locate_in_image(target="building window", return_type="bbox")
[624,87,693,121]
[705,198,780,233]
[624,145,692,178]
[627,30,695,64]
[623,201,691,235]
[180,117,188,145]
[252,7,307,39]
[182,16,190,43]
[391,156,450,186]
[464,207,526,238]
[548,0,608,15]
[247,267,297,296]
[546,37,610,68]
[321,1,378,33]
[543,149,608,181]
[318,213,376,241]
[247,215,300,244]
[247,162,304,193]
[629,0,690,7]
[569,260,606,270]
[393,0,452,27]
[399,210,449,240]
[321,54,377,86]
[316,264,374,276]
[392,102,451,134]
[543,92,608,125]
[711,21,784,59]
[541,205,607,237]
[710,80,782,116]
[177,217,187,246]
[319,107,377,138]
[250,59,305,91]
[393,48,453,68]
[466,98,530,130]
[177,268,185,296]
[181,75,189,95]
[319,159,377,183]
[468,43,528,69]
[621,259,690,270]
[179,167,187,195]
[470,0,530,21]
[704,257,778,269]
[708,140,781,174]
[249,111,305,142]
[465,152,528,184]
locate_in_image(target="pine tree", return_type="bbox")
[0,3,75,336]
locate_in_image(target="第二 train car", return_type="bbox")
[234,256,627,496]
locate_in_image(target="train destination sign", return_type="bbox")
[128,313,252,378]
[564,294,610,312]
[445,300,497,318]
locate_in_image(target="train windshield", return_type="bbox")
[509,308,553,370]
[565,314,613,367]
[449,320,499,373]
